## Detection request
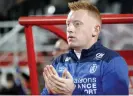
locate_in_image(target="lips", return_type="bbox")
[68,36,75,41]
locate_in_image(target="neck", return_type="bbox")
[74,39,97,52]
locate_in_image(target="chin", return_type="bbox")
[69,43,78,49]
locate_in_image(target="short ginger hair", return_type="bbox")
[68,0,101,24]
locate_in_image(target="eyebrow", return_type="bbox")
[66,20,83,24]
[73,20,82,23]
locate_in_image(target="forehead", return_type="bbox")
[66,10,89,22]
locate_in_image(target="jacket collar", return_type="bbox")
[68,41,102,60]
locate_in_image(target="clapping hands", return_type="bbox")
[43,65,75,95]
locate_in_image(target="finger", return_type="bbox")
[50,89,57,94]
[48,77,63,94]
[44,67,49,78]
[43,72,49,89]
[51,75,64,83]
[43,72,58,94]
[43,71,47,81]
[49,75,65,90]
[47,65,53,76]
[50,65,58,76]
[62,68,67,78]
[43,72,50,87]
[52,87,64,94]
[44,73,56,93]
[50,87,62,94]
[66,70,73,79]
[49,81,65,93]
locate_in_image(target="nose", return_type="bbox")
[67,30,73,34]
[66,23,74,34]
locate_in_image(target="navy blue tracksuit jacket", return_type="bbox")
[41,41,129,95]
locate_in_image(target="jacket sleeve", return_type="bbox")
[102,56,129,95]
[41,88,49,95]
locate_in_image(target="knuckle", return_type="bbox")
[62,84,66,88]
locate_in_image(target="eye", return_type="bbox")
[75,22,80,26]
[73,21,82,27]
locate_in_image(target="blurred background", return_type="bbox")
[0,0,133,95]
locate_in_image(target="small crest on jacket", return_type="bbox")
[65,57,71,62]
[58,66,65,72]
[89,64,98,74]
[95,53,104,60]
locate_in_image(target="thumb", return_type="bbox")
[62,69,67,78]
[66,69,73,79]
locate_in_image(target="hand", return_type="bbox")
[49,69,75,95]
[43,65,75,95]
[43,65,59,94]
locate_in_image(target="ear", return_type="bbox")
[92,25,101,37]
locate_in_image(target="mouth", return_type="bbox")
[68,36,75,41]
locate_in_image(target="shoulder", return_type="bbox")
[101,46,128,78]
[52,52,69,66]
[54,52,69,61]
[101,46,128,74]
[101,46,121,63]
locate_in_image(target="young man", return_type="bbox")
[41,0,129,95]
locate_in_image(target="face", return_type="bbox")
[66,10,99,50]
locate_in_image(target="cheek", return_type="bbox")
[80,32,91,43]
[83,28,93,38]
[76,33,87,42]
[75,27,91,40]
[78,28,90,38]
